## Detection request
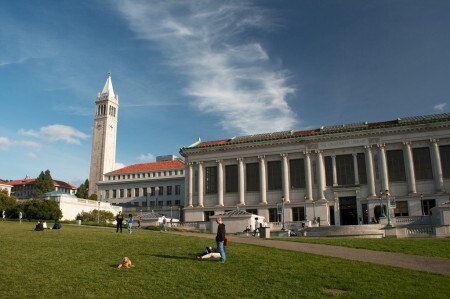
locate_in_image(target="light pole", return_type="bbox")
[420,193,424,215]
[281,196,286,231]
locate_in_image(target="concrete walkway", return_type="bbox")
[169,231,450,276]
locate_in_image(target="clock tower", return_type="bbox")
[89,73,119,196]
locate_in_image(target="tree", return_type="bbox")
[22,199,62,220]
[76,179,89,199]
[0,190,17,219]
[33,170,55,198]
[77,209,114,223]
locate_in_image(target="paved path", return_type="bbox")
[169,232,450,276]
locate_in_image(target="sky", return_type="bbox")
[1,0,449,187]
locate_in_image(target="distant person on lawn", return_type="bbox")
[116,211,124,233]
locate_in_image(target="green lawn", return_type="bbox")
[277,236,450,259]
[1,221,449,298]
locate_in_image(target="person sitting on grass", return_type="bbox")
[52,220,62,230]
[195,246,221,260]
[34,221,44,231]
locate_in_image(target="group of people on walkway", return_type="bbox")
[116,211,134,233]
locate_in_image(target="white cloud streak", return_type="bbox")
[434,103,447,111]
[138,153,156,162]
[18,124,90,144]
[0,136,40,151]
[115,0,297,135]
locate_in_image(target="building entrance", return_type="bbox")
[339,196,358,225]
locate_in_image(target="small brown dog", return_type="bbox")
[117,257,132,269]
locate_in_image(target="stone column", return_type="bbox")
[331,155,338,186]
[316,150,325,200]
[304,151,313,200]
[403,141,417,194]
[353,153,359,185]
[217,160,224,206]
[258,155,267,204]
[188,162,193,207]
[377,144,390,192]
[281,153,290,203]
[430,139,445,193]
[238,157,245,205]
[197,162,204,207]
[364,146,376,197]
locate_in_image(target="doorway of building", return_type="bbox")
[339,196,358,225]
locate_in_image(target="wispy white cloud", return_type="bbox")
[25,152,37,159]
[18,124,90,144]
[115,0,297,135]
[434,103,447,111]
[138,153,156,162]
[115,162,126,170]
[0,137,12,150]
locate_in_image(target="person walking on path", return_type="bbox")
[216,216,226,263]
[127,214,133,234]
[161,216,167,232]
[252,218,260,237]
[116,211,124,233]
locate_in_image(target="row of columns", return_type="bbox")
[186,139,445,207]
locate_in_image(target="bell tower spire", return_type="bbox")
[89,73,119,197]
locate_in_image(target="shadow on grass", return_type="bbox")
[150,254,200,261]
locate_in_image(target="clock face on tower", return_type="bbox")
[96,122,103,129]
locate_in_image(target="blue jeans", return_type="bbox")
[128,223,132,233]
[217,241,226,262]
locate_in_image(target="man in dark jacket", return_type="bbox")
[116,211,124,233]
[215,216,226,263]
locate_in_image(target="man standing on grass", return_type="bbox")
[2,210,5,221]
[215,216,226,263]
[116,211,123,233]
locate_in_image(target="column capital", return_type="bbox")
[196,161,203,165]
[258,155,265,160]
[280,153,288,158]
[216,159,223,164]
[403,141,412,146]
[315,150,323,154]
[430,138,439,144]
[236,157,244,161]
[188,162,195,166]
[303,150,311,155]
[377,143,385,148]
[364,145,372,150]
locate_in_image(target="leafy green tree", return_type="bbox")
[89,194,98,201]
[0,190,17,219]
[77,209,115,223]
[22,199,62,220]
[76,179,89,199]
[33,170,55,198]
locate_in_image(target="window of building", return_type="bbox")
[143,188,148,196]
[246,163,260,192]
[167,186,172,196]
[289,159,305,189]
[440,145,450,178]
[268,208,278,222]
[421,199,436,215]
[394,200,409,217]
[225,164,238,193]
[324,156,333,186]
[158,187,163,196]
[167,200,172,206]
[175,185,181,195]
[169,171,172,176]
[158,200,163,207]
[120,189,124,198]
[127,189,131,197]
[246,209,257,215]
[112,190,117,198]
[150,187,155,196]
[336,154,355,185]
[205,166,218,194]
[413,147,433,180]
[387,150,406,182]
[135,188,140,197]
[357,153,367,184]
[180,170,184,175]
[105,190,110,199]
[204,211,214,222]
[175,200,180,205]
[292,207,305,221]
[150,201,155,207]
[267,161,282,190]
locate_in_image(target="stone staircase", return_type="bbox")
[300,224,386,238]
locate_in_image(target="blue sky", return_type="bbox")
[1,0,449,187]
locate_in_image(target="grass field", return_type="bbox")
[1,221,449,298]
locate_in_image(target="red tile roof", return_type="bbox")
[107,159,185,175]
[8,178,76,189]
